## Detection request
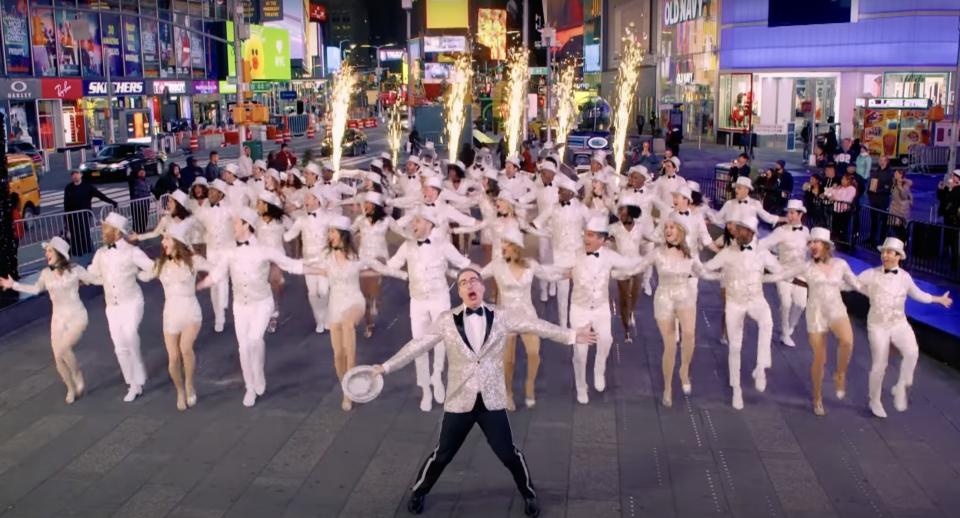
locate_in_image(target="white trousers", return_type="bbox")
[305,274,330,327]
[776,281,807,335]
[725,297,773,388]
[537,236,554,296]
[409,296,450,389]
[569,304,613,394]
[105,299,147,386]
[207,247,231,326]
[233,298,274,393]
[868,321,919,404]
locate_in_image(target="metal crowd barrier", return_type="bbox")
[13,209,100,275]
[99,196,163,236]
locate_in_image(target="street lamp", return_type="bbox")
[354,43,397,118]
[338,39,351,62]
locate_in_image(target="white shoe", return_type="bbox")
[214,321,225,333]
[643,282,652,296]
[243,390,257,407]
[870,400,888,418]
[187,391,198,408]
[720,335,728,346]
[781,333,796,347]
[431,376,445,404]
[254,381,266,397]
[123,385,142,403]
[594,372,606,392]
[549,284,557,297]
[753,369,767,393]
[732,387,744,410]
[525,397,536,408]
[539,290,549,302]
[892,384,908,412]
[419,389,433,412]
[682,383,692,395]
[576,389,589,405]
[315,324,326,334]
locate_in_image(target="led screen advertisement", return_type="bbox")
[31,8,57,77]
[265,0,304,60]
[477,9,506,60]
[227,22,291,81]
[56,10,81,76]
[426,0,468,29]
[123,17,142,77]
[102,14,123,77]
[74,12,103,77]
[2,0,31,75]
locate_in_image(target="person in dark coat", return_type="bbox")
[204,150,221,181]
[937,170,960,268]
[63,170,117,256]
[152,162,182,198]
[867,156,895,245]
[127,166,152,234]
[180,156,202,188]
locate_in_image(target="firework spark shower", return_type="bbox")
[444,56,473,163]
[330,64,358,176]
[611,25,646,178]
[552,62,577,158]
[505,48,530,157]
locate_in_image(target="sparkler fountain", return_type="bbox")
[444,56,473,163]
[505,48,530,157]
[552,62,577,159]
[387,95,404,166]
[611,25,646,179]
[330,64,358,178]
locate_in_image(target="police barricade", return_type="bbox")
[99,196,162,236]
[905,220,960,281]
[14,209,99,275]
[850,204,909,249]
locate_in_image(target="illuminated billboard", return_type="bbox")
[477,9,506,61]
[426,0,468,29]
[227,21,291,80]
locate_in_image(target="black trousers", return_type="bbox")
[411,395,536,499]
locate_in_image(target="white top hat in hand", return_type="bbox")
[342,365,384,403]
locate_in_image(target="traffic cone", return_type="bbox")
[306,123,315,139]
[283,118,292,144]
[190,131,199,153]
[274,126,283,146]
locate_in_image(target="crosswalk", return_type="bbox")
[37,153,376,216]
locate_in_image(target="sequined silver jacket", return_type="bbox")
[382,304,576,413]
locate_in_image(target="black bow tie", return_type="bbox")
[310,212,320,218]
[497,212,509,218]
[425,202,435,207]
[678,210,690,216]
[740,244,753,251]
[634,188,644,193]
[47,265,56,271]
[666,242,681,249]
[107,244,117,250]
[543,182,552,187]
[884,268,899,274]
[738,200,748,205]
[666,175,676,179]
[210,202,220,207]
[236,240,249,247]
[792,226,803,231]
[560,201,570,207]
[408,175,417,180]
[417,239,431,246]
[324,181,332,185]
[254,178,263,182]
[465,306,484,316]
[594,194,603,199]
[585,251,599,257]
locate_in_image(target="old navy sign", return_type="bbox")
[84,80,145,96]
[664,0,708,26]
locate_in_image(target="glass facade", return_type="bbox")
[658,0,718,138]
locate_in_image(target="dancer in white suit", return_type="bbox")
[857,237,952,418]
[284,186,331,333]
[193,179,235,332]
[0,237,94,404]
[87,212,154,402]
[758,199,810,347]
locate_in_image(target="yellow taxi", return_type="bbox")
[8,153,40,216]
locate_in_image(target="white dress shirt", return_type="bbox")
[208,236,304,305]
[570,247,646,309]
[608,218,655,258]
[759,224,810,269]
[88,240,154,306]
[464,308,486,350]
[194,202,237,250]
[500,173,537,205]
[654,173,687,207]
[387,238,471,300]
[857,267,935,328]
[533,198,592,264]
[284,210,330,259]
[655,208,713,252]
[702,240,783,304]
[713,197,780,227]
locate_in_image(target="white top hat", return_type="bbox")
[307,185,325,202]
[223,163,239,176]
[730,210,758,233]
[786,199,807,213]
[628,164,651,180]
[236,207,260,228]
[43,236,71,261]
[539,160,557,173]
[254,159,267,170]
[808,226,833,246]
[366,171,383,184]
[591,150,607,164]
[171,189,191,209]
[321,159,335,171]
[288,166,303,179]
[586,215,610,233]
[497,190,517,205]
[380,151,391,161]
[592,170,611,185]
[167,219,193,247]
[258,190,283,208]
[951,168,960,178]
[734,176,754,191]
[669,156,681,169]
[279,172,288,182]
[305,162,321,176]
[192,176,208,187]
[878,236,906,257]
[500,226,525,248]
[673,185,693,200]
[424,141,435,150]
[407,155,421,166]
[341,365,384,403]
[329,215,352,231]
[267,168,281,181]
[449,160,466,173]
[506,155,522,168]
[416,207,442,226]
[483,167,499,181]
[686,180,701,193]
[618,193,643,208]
[424,176,444,190]
[102,212,129,234]
[370,159,383,170]
[667,212,692,235]
[554,173,578,192]
[364,191,385,206]
[210,178,229,193]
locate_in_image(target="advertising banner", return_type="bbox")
[74,12,102,77]
[159,22,175,77]
[41,78,83,100]
[309,3,326,22]
[227,22,291,80]
[102,14,123,78]
[426,0,468,29]
[152,80,187,95]
[189,30,205,74]
[2,0,31,75]
[423,35,467,53]
[266,0,305,60]
[83,80,145,96]
[142,19,160,77]
[31,8,58,77]
[123,17,142,77]
[56,10,81,76]
[261,0,283,22]
[477,9,506,60]
[193,80,218,94]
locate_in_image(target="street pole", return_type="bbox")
[545,32,553,145]
[404,0,414,128]
[235,2,246,147]
[522,0,529,144]
[106,50,116,144]
[0,113,16,285]
[376,49,383,120]
[947,15,960,175]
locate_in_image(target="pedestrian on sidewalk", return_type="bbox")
[889,169,912,240]
[181,156,202,188]
[153,163,181,198]
[275,143,297,172]
[867,156,894,245]
[127,165,152,234]
[63,170,117,256]
[204,151,220,182]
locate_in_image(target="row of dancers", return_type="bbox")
[2,148,952,418]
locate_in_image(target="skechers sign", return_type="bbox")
[84,80,145,96]
[663,0,708,26]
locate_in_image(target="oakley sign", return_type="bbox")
[663,0,709,26]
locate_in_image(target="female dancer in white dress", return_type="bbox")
[315,215,406,410]
[480,227,563,410]
[352,191,408,337]
[608,193,655,342]
[132,190,196,243]
[137,222,208,410]
[632,216,704,407]
[773,228,859,416]
[0,237,92,403]
[256,190,290,333]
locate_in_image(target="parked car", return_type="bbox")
[320,129,368,157]
[8,153,40,216]
[78,144,160,182]
[7,141,43,171]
